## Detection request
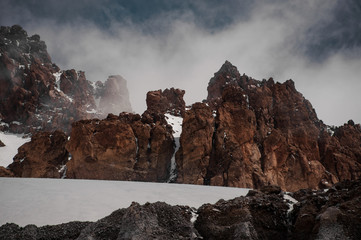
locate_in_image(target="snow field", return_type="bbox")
[0,178,250,227]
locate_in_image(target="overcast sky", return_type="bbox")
[1,0,360,125]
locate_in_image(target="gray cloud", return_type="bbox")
[1,0,360,125]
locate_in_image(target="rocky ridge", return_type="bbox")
[1,179,360,239]
[0,25,132,134]
[2,59,361,192]
[1,26,361,193]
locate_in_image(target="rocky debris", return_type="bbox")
[0,180,360,239]
[0,202,200,240]
[7,130,69,178]
[66,112,174,182]
[146,88,186,116]
[177,60,361,192]
[0,139,4,147]
[289,179,361,240]
[0,222,90,240]
[0,166,14,177]
[78,202,200,240]
[195,192,289,239]
[97,75,132,117]
[0,25,132,134]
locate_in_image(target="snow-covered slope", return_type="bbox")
[0,132,30,167]
[0,178,249,227]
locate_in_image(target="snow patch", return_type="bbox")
[284,193,298,214]
[0,132,31,167]
[165,113,183,182]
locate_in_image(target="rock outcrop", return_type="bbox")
[0,25,132,134]
[1,179,360,239]
[146,88,186,116]
[97,75,132,117]
[176,61,361,191]
[289,179,361,240]
[7,130,69,178]
[195,190,289,239]
[0,166,13,177]
[0,202,200,240]
[66,112,174,182]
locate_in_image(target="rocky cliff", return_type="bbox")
[0,25,132,134]
[1,179,360,239]
[1,26,361,193]
[176,61,361,191]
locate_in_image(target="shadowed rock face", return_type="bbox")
[177,61,361,192]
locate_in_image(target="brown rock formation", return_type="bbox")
[0,25,99,134]
[0,166,14,177]
[176,102,215,184]
[66,112,174,181]
[146,88,186,116]
[7,130,68,178]
[177,61,361,191]
[0,25,133,134]
[98,75,132,117]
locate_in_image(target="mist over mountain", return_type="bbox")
[1,0,360,125]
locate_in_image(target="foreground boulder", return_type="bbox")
[0,202,200,240]
[195,191,289,239]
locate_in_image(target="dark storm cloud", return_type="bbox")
[1,0,360,125]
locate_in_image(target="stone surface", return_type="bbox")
[7,130,69,178]
[66,112,174,182]
[0,166,14,177]
[290,179,361,240]
[195,192,289,240]
[78,202,200,240]
[177,61,361,192]
[0,25,131,134]
[1,180,360,239]
[146,88,186,116]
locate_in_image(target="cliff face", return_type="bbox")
[0,25,132,134]
[2,25,360,192]
[66,112,174,182]
[177,61,361,191]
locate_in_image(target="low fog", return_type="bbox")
[1,0,360,126]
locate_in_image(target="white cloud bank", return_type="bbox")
[5,0,361,125]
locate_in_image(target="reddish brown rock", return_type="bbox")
[0,25,131,134]
[177,61,360,191]
[7,130,69,178]
[98,75,132,117]
[0,166,14,177]
[146,88,186,116]
[66,112,174,181]
[176,102,214,185]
